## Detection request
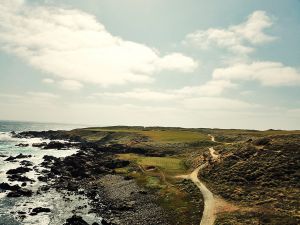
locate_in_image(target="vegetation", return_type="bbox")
[115,153,202,225]
[57,126,300,224]
[200,134,300,224]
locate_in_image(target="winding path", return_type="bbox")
[191,165,216,225]
[177,134,219,225]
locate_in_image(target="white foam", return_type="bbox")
[0,135,102,225]
[0,132,15,142]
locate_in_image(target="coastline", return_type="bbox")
[1,129,203,225]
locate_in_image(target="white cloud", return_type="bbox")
[42,78,54,84]
[213,61,300,86]
[27,92,59,99]
[0,0,24,11]
[0,1,198,86]
[93,79,236,102]
[183,97,257,110]
[59,80,83,91]
[155,53,198,73]
[175,80,236,96]
[94,89,178,101]
[184,11,275,54]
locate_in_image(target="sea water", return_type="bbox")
[0,121,101,225]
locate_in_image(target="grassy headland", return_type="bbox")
[28,126,300,224]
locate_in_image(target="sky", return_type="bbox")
[0,0,300,129]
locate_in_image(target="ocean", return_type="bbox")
[0,121,101,225]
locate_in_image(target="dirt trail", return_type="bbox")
[191,165,216,225]
[175,135,221,225]
[209,147,219,161]
[208,134,215,142]
[176,165,216,225]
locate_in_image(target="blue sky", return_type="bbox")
[0,0,299,129]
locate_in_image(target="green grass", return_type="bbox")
[115,153,202,225]
[117,153,186,174]
[141,130,209,143]
[83,127,210,143]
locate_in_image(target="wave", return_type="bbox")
[0,132,15,142]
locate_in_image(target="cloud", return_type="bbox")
[183,97,257,110]
[59,80,83,91]
[27,91,59,99]
[155,53,198,73]
[184,11,275,54]
[94,89,177,101]
[0,0,198,86]
[213,61,300,86]
[93,79,236,102]
[0,91,59,108]
[42,78,54,84]
[91,86,257,112]
[175,80,236,96]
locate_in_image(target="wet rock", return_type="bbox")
[40,185,50,192]
[0,182,21,191]
[0,154,7,157]
[4,156,17,162]
[5,154,31,161]
[32,142,47,148]
[64,215,89,225]
[7,188,33,197]
[6,167,32,175]
[43,141,75,150]
[37,176,48,182]
[15,153,31,159]
[15,143,29,147]
[7,174,34,183]
[20,160,33,167]
[30,207,51,215]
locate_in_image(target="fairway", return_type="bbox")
[83,127,210,143]
[117,153,186,174]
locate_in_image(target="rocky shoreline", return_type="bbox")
[2,130,173,225]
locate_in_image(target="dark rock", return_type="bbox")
[43,141,75,150]
[5,154,31,161]
[15,153,31,159]
[6,167,32,175]
[31,207,51,214]
[20,160,33,167]
[32,142,47,148]
[40,185,50,192]
[4,156,17,162]
[0,182,21,191]
[64,215,89,225]
[37,176,48,182]
[15,143,29,147]
[7,174,34,183]
[7,188,33,197]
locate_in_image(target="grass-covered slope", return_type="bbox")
[44,126,300,224]
[201,134,300,224]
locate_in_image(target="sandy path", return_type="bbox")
[176,135,219,225]
[190,165,216,225]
